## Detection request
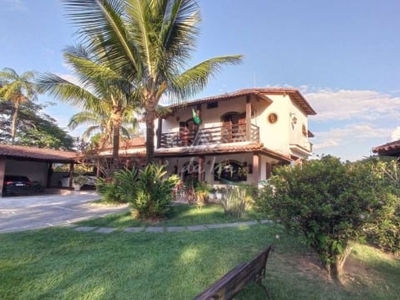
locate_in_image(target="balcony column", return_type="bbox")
[69,163,74,188]
[252,153,259,184]
[246,95,251,141]
[198,156,205,182]
[156,118,162,149]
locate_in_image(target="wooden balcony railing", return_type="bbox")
[159,123,260,148]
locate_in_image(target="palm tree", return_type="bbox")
[68,102,139,149]
[62,0,243,164]
[0,67,38,144]
[37,43,140,170]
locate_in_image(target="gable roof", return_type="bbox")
[167,88,317,116]
[0,144,78,163]
[372,140,400,156]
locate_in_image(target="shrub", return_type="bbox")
[194,181,211,208]
[363,159,400,255]
[73,175,88,186]
[221,185,247,218]
[115,164,179,220]
[254,155,390,282]
[96,177,125,203]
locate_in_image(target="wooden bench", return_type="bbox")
[193,245,273,300]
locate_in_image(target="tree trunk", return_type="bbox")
[327,262,342,283]
[11,102,19,144]
[111,107,122,172]
[146,115,155,165]
[327,246,352,284]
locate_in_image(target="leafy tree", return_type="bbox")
[62,0,243,164]
[0,67,38,144]
[363,158,400,254]
[0,99,74,150]
[37,43,140,170]
[255,155,391,282]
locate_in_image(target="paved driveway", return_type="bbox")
[0,191,129,233]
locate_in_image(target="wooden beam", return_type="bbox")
[246,95,251,141]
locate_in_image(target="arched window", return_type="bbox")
[213,160,247,183]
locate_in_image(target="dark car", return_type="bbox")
[2,175,32,196]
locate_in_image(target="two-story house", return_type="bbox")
[154,88,316,186]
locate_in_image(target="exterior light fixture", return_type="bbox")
[290,113,297,125]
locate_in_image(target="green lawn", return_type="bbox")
[0,222,399,299]
[77,203,266,228]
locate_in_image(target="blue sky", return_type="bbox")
[1,0,400,161]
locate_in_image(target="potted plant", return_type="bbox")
[72,175,88,191]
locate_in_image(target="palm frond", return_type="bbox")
[63,0,142,79]
[36,73,100,109]
[167,55,243,101]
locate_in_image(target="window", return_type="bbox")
[207,102,218,109]
[268,113,278,124]
[213,160,247,182]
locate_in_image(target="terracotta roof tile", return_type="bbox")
[154,142,292,162]
[372,140,400,155]
[0,144,78,162]
[102,137,146,150]
[166,88,316,116]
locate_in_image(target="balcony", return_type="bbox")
[159,123,260,148]
[289,141,313,155]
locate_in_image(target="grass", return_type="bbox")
[76,203,266,228]
[0,222,399,300]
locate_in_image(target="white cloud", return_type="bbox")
[313,124,392,151]
[301,87,400,161]
[305,89,400,122]
[391,127,400,141]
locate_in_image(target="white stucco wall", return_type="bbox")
[156,92,313,158]
[256,94,290,155]
[288,99,310,151]
[158,96,250,134]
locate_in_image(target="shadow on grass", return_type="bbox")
[0,225,278,299]
[1,225,399,299]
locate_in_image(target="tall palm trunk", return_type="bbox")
[111,106,122,172]
[145,108,157,165]
[11,101,20,144]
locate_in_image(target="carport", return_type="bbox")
[0,144,79,197]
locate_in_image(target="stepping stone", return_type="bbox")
[206,223,231,229]
[207,223,240,229]
[260,219,272,224]
[96,227,116,234]
[74,226,95,232]
[236,221,258,226]
[166,226,185,232]
[124,227,143,233]
[187,225,207,231]
[145,227,164,233]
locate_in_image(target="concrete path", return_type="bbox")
[0,191,129,233]
[71,219,272,234]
